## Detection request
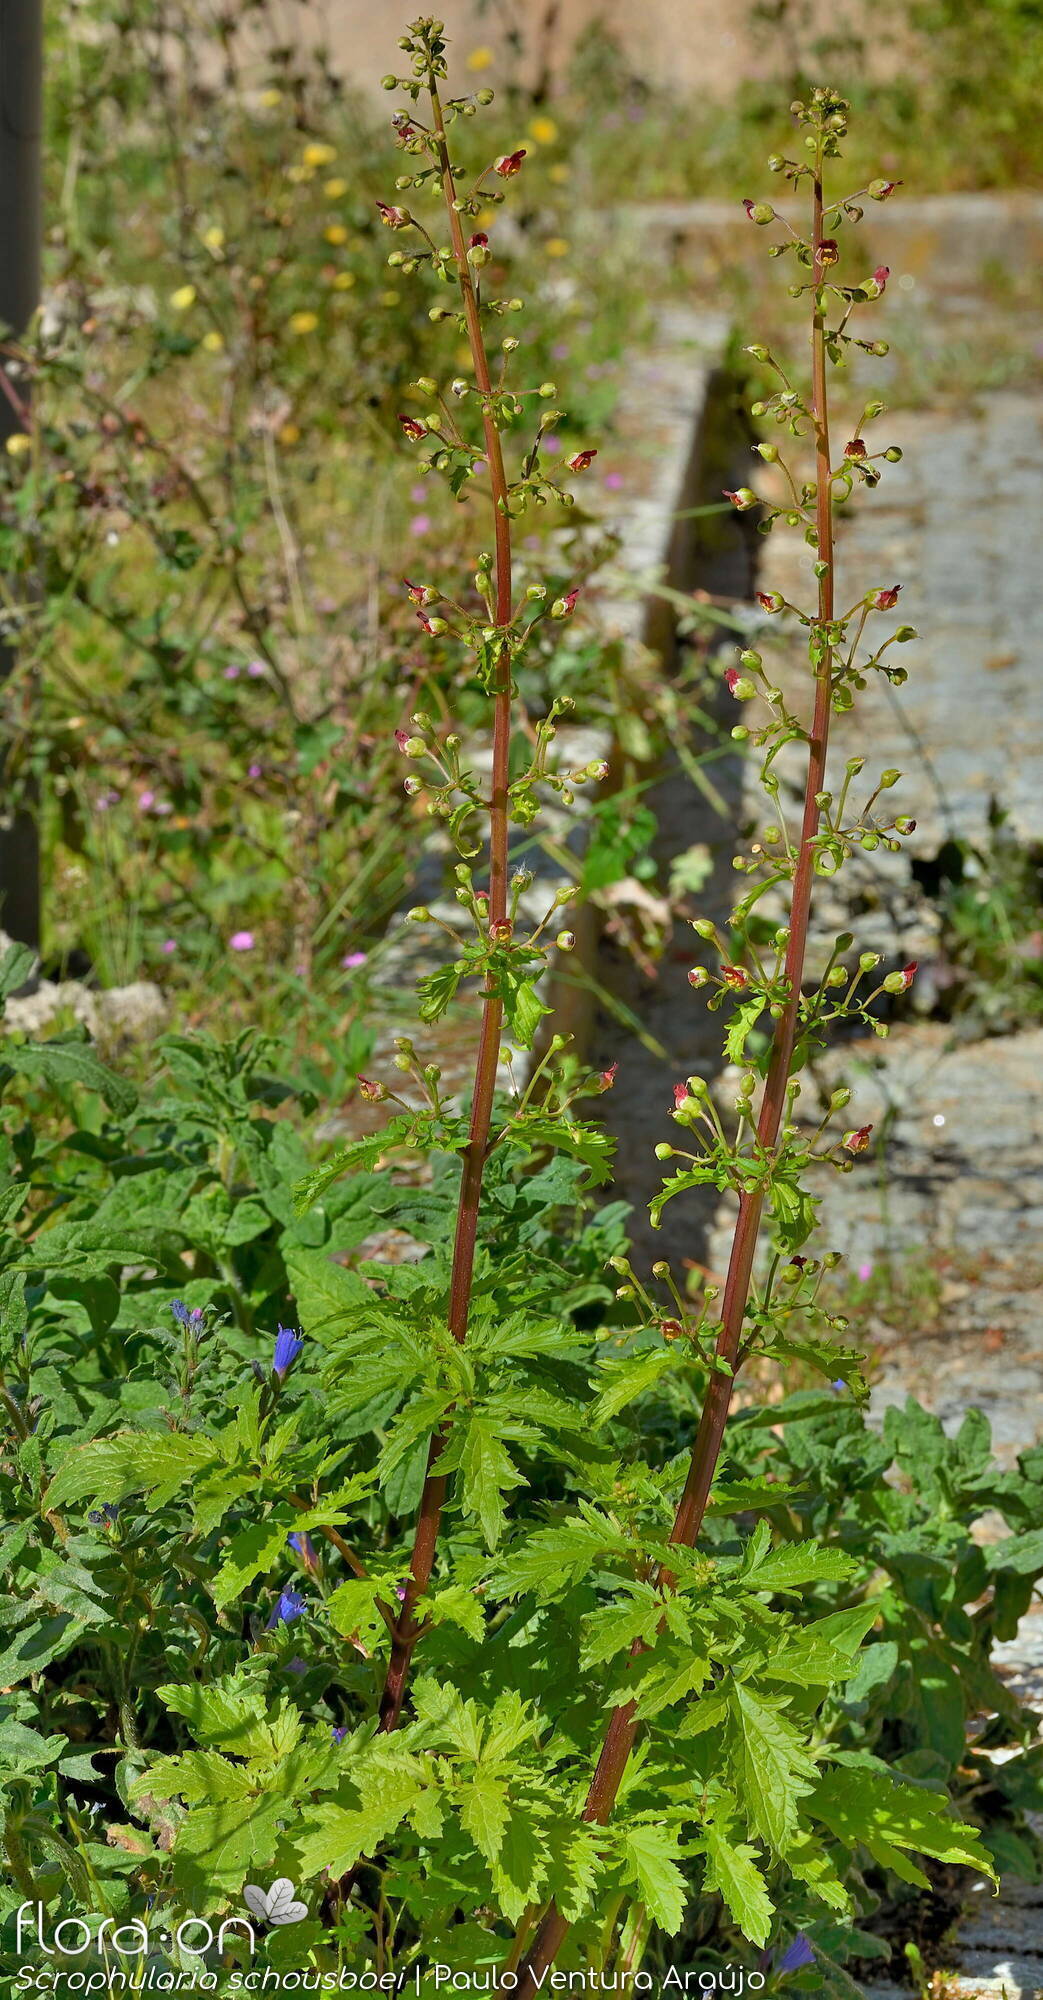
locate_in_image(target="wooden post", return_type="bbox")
[0,0,42,953]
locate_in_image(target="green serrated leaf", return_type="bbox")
[699,1817,773,1945]
[619,1822,687,1935]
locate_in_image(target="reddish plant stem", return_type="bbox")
[377,76,514,1736]
[512,168,836,1996]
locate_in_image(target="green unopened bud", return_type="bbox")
[883,446,903,461]
[745,344,770,361]
[755,442,779,462]
[692,918,716,939]
[829,1086,851,1110]
[859,951,881,971]
[879,768,900,787]
[476,86,495,104]
[863,399,886,419]
[739,650,762,673]
[556,930,576,951]
[405,905,429,922]
[894,624,917,641]
[381,73,398,89]
[827,965,846,987]
[654,1143,675,1160]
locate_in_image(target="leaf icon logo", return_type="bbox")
[243,1879,309,1926]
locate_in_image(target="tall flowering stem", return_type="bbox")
[371,18,598,1733]
[512,88,911,1991]
[377,57,512,1743]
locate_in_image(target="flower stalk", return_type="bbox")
[510,89,889,1993]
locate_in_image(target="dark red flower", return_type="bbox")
[494,149,526,178]
[567,449,598,473]
[398,414,427,441]
[874,584,901,609]
[844,439,867,458]
[376,201,410,229]
[842,1124,873,1154]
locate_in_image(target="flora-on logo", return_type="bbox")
[243,1879,309,1926]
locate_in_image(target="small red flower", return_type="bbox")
[899,961,917,990]
[722,964,750,990]
[416,610,435,634]
[873,264,890,291]
[842,1124,873,1154]
[818,239,839,265]
[673,1083,689,1109]
[567,449,598,473]
[874,584,901,609]
[376,201,410,229]
[394,729,410,751]
[844,439,867,458]
[357,1077,388,1103]
[489,918,513,942]
[756,591,784,613]
[494,149,526,177]
[398,414,427,441]
[403,577,434,604]
[723,487,758,511]
[660,1318,684,1342]
[469,231,489,249]
[724,667,741,694]
[598,1063,618,1092]
[561,587,580,615]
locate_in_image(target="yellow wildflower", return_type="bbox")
[324,224,348,246]
[169,285,196,311]
[202,225,225,252]
[528,115,558,146]
[279,422,301,446]
[202,330,225,353]
[380,290,401,307]
[332,272,356,291]
[302,141,336,168]
[549,162,570,185]
[466,46,493,71]
[324,177,348,198]
[545,237,570,258]
[259,88,282,108]
[5,432,31,457]
[289,310,319,334]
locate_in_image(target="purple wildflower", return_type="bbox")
[288,1531,317,1571]
[169,1299,191,1327]
[272,1325,303,1379]
[88,1503,120,1527]
[332,1725,349,1744]
[161,938,177,955]
[229,930,254,952]
[777,1935,815,1975]
[266,1588,307,1629]
[341,951,367,969]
